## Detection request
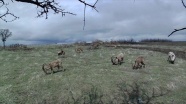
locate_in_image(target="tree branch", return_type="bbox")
[0,0,4,4]
[168,27,186,37]
[79,0,99,12]
[15,0,76,19]
[168,0,186,37]
[181,0,186,8]
[0,0,100,29]
[0,5,19,22]
[78,0,99,29]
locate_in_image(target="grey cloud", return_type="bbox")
[0,0,186,45]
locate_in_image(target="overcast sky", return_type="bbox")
[0,0,186,45]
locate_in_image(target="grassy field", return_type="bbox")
[0,44,186,104]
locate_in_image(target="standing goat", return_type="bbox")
[132,56,145,69]
[167,52,176,64]
[42,59,63,74]
[116,53,124,64]
[75,47,83,53]
[111,52,124,65]
[184,49,186,53]
[58,49,65,56]
[111,56,119,65]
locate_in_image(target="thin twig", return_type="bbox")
[83,4,86,30]
[79,0,99,29]
[0,6,19,22]
[93,0,99,7]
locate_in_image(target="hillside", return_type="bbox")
[0,44,186,104]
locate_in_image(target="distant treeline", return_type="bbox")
[74,38,173,46]
[108,38,172,44]
[140,39,172,42]
[0,39,173,48]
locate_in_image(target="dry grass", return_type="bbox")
[0,44,186,103]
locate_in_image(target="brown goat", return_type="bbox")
[111,56,119,65]
[75,47,83,53]
[184,49,186,53]
[92,43,100,49]
[42,59,63,74]
[132,56,145,69]
[116,53,124,64]
[58,49,65,56]
[111,53,124,65]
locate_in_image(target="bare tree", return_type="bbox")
[0,29,12,49]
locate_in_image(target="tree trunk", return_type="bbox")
[3,41,5,49]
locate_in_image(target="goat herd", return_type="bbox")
[42,47,176,75]
[42,47,84,74]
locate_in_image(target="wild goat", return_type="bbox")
[116,53,124,63]
[92,43,100,49]
[58,49,65,56]
[75,47,83,53]
[184,49,186,53]
[42,59,63,74]
[167,52,176,64]
[111,53,124,65]
[132,56,145,69]
[111,56,119,65]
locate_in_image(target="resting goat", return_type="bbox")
[42,59,63,74]
[132,56,145,69]
[167,52,176,64]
